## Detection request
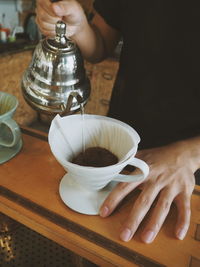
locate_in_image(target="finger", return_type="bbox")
[37,0,56,17]
[35,16,56,37]
[140,187,176,243]
[119,180,162,242]
[174,193,191,240]
[52,1,73,17]
[36,15,58,31]
[99,181,141,217]
[36,3,61,36]
[36,5,61,24]
[52,1,83,21]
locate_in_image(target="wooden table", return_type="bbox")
[0,127,200,267]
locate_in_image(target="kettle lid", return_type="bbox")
[43,20,75,52]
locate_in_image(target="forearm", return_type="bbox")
[70,19,106,63]
[70,12,120,63]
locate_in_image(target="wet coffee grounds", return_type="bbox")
[71,146,118,167]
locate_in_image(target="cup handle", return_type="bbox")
[0,118,21,147]
[113,157,149,183]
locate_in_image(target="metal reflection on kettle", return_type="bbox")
[21,20,91,118]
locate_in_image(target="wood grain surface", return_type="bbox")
[0,129,199,267]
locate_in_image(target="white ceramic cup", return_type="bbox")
[49,114,149,191]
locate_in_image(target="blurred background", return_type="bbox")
[0,0,94,51]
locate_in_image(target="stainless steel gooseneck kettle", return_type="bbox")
[21,20,91,119]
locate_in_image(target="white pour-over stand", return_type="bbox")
[48,114,149,215]
[59,173,118,215]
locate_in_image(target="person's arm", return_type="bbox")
[100,136,200,243]
[36,0,121,62]
[74,12,121,62]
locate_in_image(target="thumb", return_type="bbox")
[52,3,64,17]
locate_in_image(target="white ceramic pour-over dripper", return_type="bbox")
[48,114,149,215]
[51,114,140,168]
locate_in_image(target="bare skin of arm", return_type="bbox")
[36,0,120,62]
[36,0,199,243]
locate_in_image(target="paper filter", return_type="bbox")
[48,114,140,168]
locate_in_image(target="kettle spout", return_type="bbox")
[60,92,84,117]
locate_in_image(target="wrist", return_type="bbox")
[70,21,105,62]
[176,137,200,173]
[69,17,89,41]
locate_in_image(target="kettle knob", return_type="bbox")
[54,20,69,46]
[56,21,66,36]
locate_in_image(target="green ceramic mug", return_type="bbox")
[0,91,21,148]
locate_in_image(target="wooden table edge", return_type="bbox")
[1,125,199,267]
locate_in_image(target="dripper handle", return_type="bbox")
[113,158,149,183]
